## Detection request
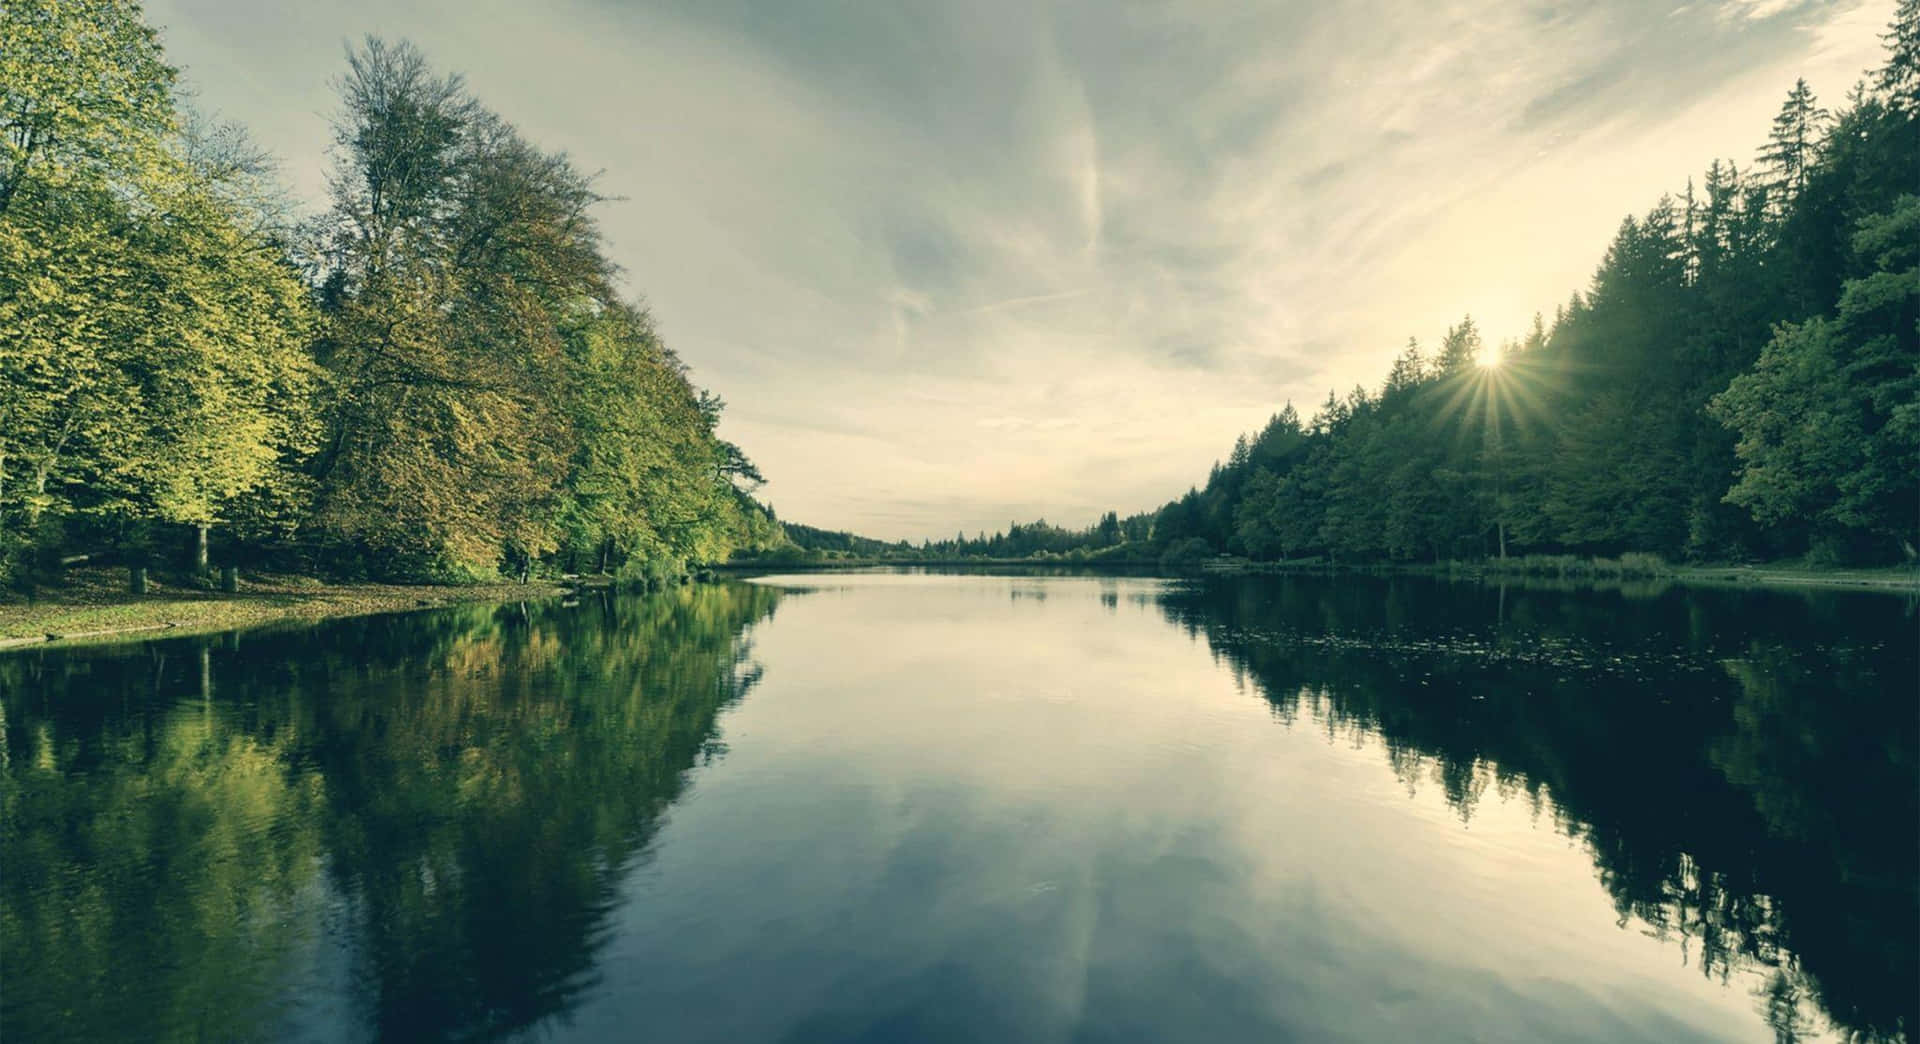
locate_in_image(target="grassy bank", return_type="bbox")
[1666,563,1920,591]
[1197,555,1919,591]
[0,568,568,650]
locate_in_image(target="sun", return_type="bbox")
[1477,351,1504,370]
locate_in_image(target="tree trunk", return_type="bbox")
[1497,519,1507,561]
[192,524,209,574]
[129,566,148,594]
[220,565,239,593]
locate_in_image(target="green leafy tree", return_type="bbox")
[0,0,178,564]
[1711,197,1920,561]
[0,0,175,215]
[1,0,315,579]
[312,40,590,574]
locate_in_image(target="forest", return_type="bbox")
[1,2,787,590]
[790,6,1918,571]
[5,1,1915,588]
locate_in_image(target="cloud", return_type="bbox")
[148,0,1896,540]
[1718,0,1819,21]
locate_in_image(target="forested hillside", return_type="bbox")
[1,3,785,588]
[848,7,1914,571]
[1154,8,1916,568]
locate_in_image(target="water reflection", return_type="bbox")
[1,573,1913,1042]
[1158,577,1917,1042]
[1,584,782,1042]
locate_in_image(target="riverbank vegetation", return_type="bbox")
[0,566,575,645]
[759,9,1917,574]
[1,3,787,596]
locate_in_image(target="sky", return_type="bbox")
[146,0,1895,542]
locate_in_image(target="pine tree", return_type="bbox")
[1384,338,1425,397]
[1436,317,1481,373]
[1757,79,1829,213]
[1878,0,1920,113]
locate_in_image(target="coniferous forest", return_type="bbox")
[1182,31,1918,571]
[1,6,785,590]
[806,7,1918,571]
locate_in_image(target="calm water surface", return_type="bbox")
[2,571,1914,1042]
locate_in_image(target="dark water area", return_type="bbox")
[1,572,1913,1042]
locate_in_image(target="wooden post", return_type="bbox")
[220,565,239,593]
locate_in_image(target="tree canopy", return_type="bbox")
[1,8,785,587]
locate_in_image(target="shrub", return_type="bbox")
[1616,552,1669,578]
[1160,537,1212,568]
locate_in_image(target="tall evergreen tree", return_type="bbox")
[1877,0,1920,113]
[1757,79,1830,213]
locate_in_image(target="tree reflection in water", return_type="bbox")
[1157,576,1915,1043]
[2,574,1912,1043]
[1,582,783,1042]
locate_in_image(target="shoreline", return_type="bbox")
[6,555,1910,654]
[717,557,1920,593]
[0,571,570,652]
[1198,558,1920,592]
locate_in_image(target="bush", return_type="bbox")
[1616,552,1669,578]
[617,556,688,589]
[1160,537,1212,568]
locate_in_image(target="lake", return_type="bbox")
[2,571,1913,1042]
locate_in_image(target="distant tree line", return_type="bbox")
[777,523,913,558]
[799,8,1916,570]
[1,2,786,589]
[770,513,1159,563]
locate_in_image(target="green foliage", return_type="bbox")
[0,0,176,215]
[125,154,319,533]
[1711,197,1920,560]
[303,38,779,579]
[309,40,589,568]
[1160,536,1212,568]
[2,14,781,584]
[1,0,316,581]
[1108,12,1918,569]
